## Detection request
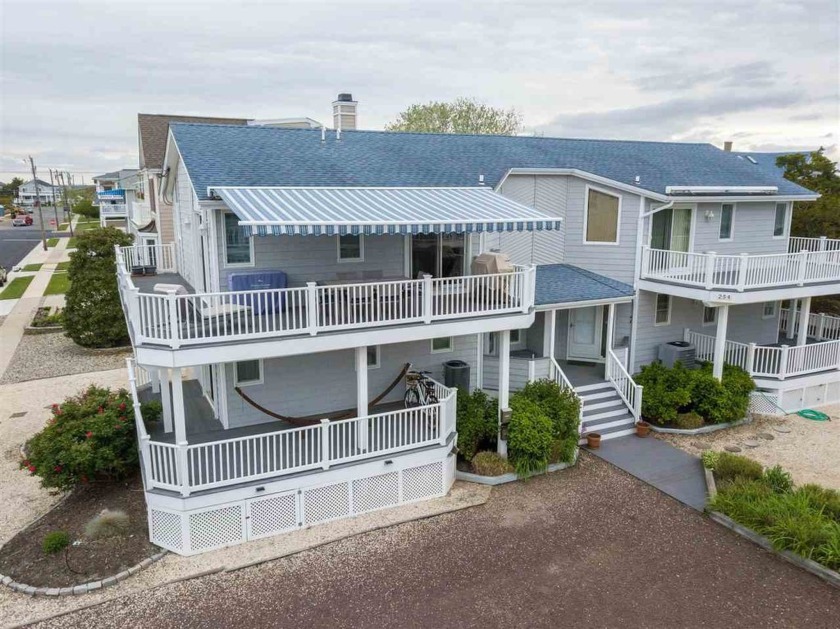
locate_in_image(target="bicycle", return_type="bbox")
[404,369,439,408]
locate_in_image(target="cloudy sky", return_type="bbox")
[1,0,837,183]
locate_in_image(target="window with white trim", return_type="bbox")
[773,203,787,237]
[234,360,262,386]
[431,337,453,353]
[337,235,364,262]
[584,187,620,244]
[367,345,380,369]
[763,302,777,319]
[719,204,734,240]
[703,306,717,326]
[223,212,253,266]
[654,294,671,326]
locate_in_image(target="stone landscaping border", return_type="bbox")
[648,417,751,435]
[702,463,840,589]
[0,551,167,597]
[455,454,577,485]
[24,324,64,335]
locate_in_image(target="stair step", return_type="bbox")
[579,390,617,402]
[579,425,637,445]
[584,398,624,411]
[574,381,613,393]
[583,414,635,432]
[583,407,629,422]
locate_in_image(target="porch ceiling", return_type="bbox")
[211,186,563,236]
[534,264,634,308]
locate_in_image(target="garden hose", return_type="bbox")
[757,390,831,421]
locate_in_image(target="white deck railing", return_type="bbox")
[789,236,840,253]
[116,244,535,349]
[606,348,642,420]
[100,203,127,217]
[640,244,840,291]
[549,357,585,434]
[686,329,840,380]
[780,308,840,342]
[127,358,457,495]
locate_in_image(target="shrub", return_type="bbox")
[701,450,720,470]
[142,400,163,426]
[23,385,148,491]
[42,531,70,555]
[85,509,131,539]
[713,452,763,485]
[763,465,794,494]
[674,412,704,430]
[635,362,692,425]
[519,379,580,464]
[73,198,99,219]
[471,451,514,476]
[507,395,553,478]
[799,484,840,522]
[691,363,753,425]
[455,389,498,461]
[64,227,134,348]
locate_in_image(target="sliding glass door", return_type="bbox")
[411,234,465,278]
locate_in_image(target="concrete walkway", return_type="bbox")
[587,435,707,510]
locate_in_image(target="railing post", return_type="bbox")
[683,327,691,343]
[640,246,650,278]
[736,253,749,292]
[797,249,808,286]
[818,313,827,341]
[704,251,717,290]
[633,385,643,421]
[422,274,433,324]
[779,345,789,380]
[320,419,331,469]
[167,291,181,349]
[746,343,757,375]
[820,236,828,252]
[604,350,612,381]
[306,282,319,335]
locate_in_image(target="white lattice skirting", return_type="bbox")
[749,379,840,416]
[147,453,454,555]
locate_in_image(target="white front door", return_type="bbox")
[567,306,603,361]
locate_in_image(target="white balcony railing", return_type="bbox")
[640,243,840,292]
[789,236,840,254]
[100,203,127,217]
[686,329,840,380]
[606,348,642,420]
[549,357,585,435]
[130,200,152,226]
[780,308,840,342]
[127,359,456,495]
[116,244,536,349]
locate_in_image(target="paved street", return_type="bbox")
[36,454,839,629]
[0,209,68,270]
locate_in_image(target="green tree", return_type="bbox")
[777,149,840,238]
[64,227,134,348]
[385,98,523,135]
[1,177,24,196]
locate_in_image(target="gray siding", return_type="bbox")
[632,290,781,372]
[222,335,478,428]
[692,201,789,255]
[173,157,199,287]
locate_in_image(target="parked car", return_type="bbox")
[12,215,33,226]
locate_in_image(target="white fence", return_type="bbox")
[686,329,840,380]
[116,244,535,348]
[780,308,840,342]
[789,236,840,253]
[606,348,642,420]
[641,244,840,291]
[549,357,586,434]
[128,358,457,495]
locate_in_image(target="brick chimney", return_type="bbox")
[724,141,733,152]
[332,93,357,131]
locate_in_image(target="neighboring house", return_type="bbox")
[114,115,830,556]
[136,113,322,253]
[93,169,141,226]
[15,179,61,206]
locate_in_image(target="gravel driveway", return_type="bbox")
[33,454,839,629]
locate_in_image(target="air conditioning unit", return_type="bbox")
[658,341,697,369]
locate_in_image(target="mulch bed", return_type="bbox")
[0,472,157,587]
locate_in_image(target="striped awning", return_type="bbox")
[212,187,563,236]
[98,189,125,199]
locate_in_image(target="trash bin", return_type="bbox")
[443,359,470,391]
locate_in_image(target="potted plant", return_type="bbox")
[586,432,601,449]
[636,420,651,437]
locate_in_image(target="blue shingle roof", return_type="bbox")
[170,124,816,200]
[534,264,635,306]
[731,151,811,175]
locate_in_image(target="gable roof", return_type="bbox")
[169,124,817,201]
[138,113,249,171]
[534,264,635,306]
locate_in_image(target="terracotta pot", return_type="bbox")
[636,421,651,437]
[586,433,601,449]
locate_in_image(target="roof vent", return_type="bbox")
[337,93,353,102]
[724,141,733,152]
[745,156,758,164]
[332,93,358,131]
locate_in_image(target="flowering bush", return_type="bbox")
[22,385,151,491]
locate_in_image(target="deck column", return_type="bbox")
[797,297,812,346]
[712,305,730,381]
[542,309,557,359]
[169,368,190,496]
[498,330,511,458]
[786,299,798,340]
[159,369,173,433]
[355,346,369,452]
[605,303,616,380]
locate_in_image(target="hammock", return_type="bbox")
[234,362,411,426]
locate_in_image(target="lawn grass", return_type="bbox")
[22,263,43,272]
[0,276,34,300]
[57,223,69,231]
[66,237,78,249]
[46,238,59,248]
[55,261,70,271]
[44,272,71,296]
[74,221,99,233]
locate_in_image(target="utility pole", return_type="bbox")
[48,168,60,231]
[27,156,48,251]
[58,172,74,237]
